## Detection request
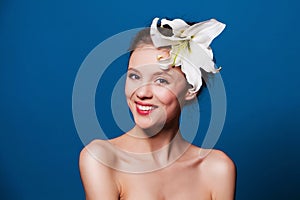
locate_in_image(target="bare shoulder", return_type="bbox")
[80,139,110,165]
[186,145,235,169]
[183,145,236,199]
[81,139,119,165]
[182,145,235,178]
[79,140,120,200]
[202,149,236,174]
[79,139,117,181]
[199,148,236,200]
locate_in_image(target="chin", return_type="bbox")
[133,114,167,135]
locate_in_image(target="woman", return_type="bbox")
[79,17,236,200]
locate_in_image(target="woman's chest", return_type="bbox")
[118,165,211,200]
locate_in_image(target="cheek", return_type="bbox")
[153,83,188,107]
[124,79,135,99]
[154,87,180,107]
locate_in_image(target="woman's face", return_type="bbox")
[125,45,192,130]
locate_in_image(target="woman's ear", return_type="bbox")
[185,90,197,101]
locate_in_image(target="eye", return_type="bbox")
[155,78,169,85]
[128,73,140,80]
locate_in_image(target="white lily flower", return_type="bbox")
[150,17,226,93]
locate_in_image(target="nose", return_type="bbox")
[135,84,153,100]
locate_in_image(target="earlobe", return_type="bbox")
[185,90,197,101]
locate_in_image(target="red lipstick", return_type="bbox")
[135,101,157,115]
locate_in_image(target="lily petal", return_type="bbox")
[177,52,203,93]
[196,43,213,60]
[157,51,182,70]
[150,18,185,48]
[174,41,219,92]
[150,18,175,47]
[187,41,218,73]
[149,17,226,93]
[157,56,173,70]
[161,18,189,37]
[185,19,226,47]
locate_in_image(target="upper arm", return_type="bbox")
[79,147,120,200]
[205,150,236,200]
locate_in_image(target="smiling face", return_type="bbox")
[125,45,195,132]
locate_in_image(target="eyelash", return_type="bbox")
[155,78,169,85]
[128,73,140,80]
[128,73,170,85]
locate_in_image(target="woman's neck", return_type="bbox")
[106,121,191,172]
[113,118,186,153]
[125,120,183,152]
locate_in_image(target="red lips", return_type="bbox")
[135,101,157,115]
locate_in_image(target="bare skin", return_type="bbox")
[80,140,235,200]
[79,45,236,200]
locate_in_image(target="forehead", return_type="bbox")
[128,45,187,81]
[129,45,170,67]
[129,48,184,79]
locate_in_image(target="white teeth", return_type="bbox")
[137,105,154,111]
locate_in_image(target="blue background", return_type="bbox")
[0,0,299,199]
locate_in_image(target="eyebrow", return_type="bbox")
[127,67,173,78]
[152,71,172,78]
[127,68,140,73]
[127,68,143,76]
